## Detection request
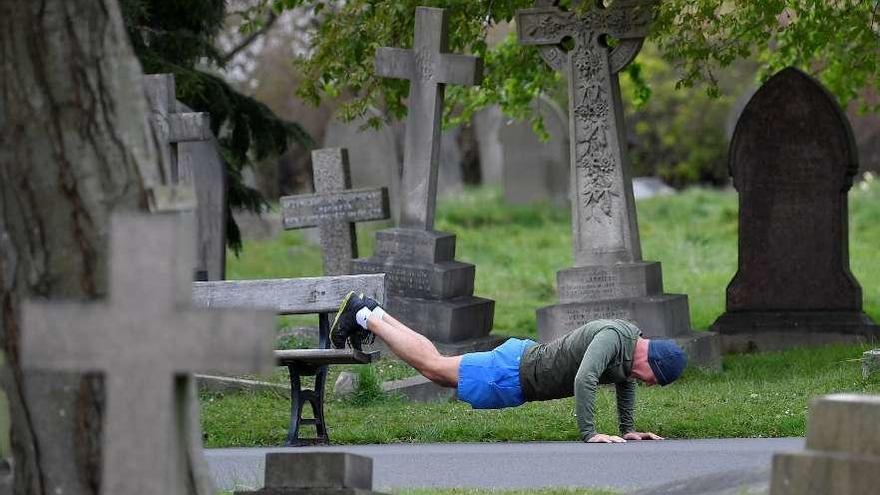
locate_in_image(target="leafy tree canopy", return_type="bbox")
[120,0,313,252]
[257,0,879,132]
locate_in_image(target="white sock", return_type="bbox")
[370,306,387,323]
[355,307,372,329]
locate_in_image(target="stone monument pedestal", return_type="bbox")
[537,261,721,370]
[771,394,880,495]
[236,453,388,495]
[353,228,501,355]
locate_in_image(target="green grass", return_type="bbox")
[205,182,880,447]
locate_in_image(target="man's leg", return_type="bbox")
[366,312,461,388]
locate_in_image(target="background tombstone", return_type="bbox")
[712,68,879,352]
[499,95,570,205]
[20,212,274,494]
[516,1,720,367]
[771,394,880,494]
[144,74,227,281]
[281,148,390,275]
[235,452,388,495]
[473,105,504,186]
[352,6,499,354]
[324,107,402,220]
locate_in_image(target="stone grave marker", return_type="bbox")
[281,148,390,275]
[516,0,719,366]
[235,452,387,495]
[473,105,504,186]
[499,95,570,205]
[144,74,227,281]
[864,349,880,378]
[20,213,275,494]
[711,68,879,352]
[352,6,498,354]
[771,394,880,494]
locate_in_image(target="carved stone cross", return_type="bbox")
[375,6,483,230]
[517,0,656,266]
[281,148,390,275]
[21,213,274,494]
[144,74,213,183]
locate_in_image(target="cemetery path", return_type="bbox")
[206,437,802,492]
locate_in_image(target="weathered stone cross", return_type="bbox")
[281,148,390,275]
[144,74,213,184]
[21,213,275,494]
[517,0,656,266]
[375,6,483,230]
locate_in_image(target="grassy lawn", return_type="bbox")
[203,182,880,447]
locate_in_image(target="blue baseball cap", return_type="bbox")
[647,340,687,386]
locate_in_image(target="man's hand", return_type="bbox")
[622,431,664,441]
[586,433,627,443]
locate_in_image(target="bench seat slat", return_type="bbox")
[274,349,379,366]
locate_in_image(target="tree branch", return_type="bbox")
[220,11,278,64]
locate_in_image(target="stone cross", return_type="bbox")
[281,148,390,275]
[21,213,275,495]
[144,74,212,183]
[517,0,656,266]
[375,6,483,230]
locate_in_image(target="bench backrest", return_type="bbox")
[192,274,386,315]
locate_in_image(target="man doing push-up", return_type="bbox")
[329,292,687,443]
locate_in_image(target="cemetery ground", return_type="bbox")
[202,181,880,447]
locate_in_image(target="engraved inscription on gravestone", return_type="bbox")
[712,68,879,352]
[353,7,496,351]
[20,213,274,495]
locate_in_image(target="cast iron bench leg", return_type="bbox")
[283,313,332,446]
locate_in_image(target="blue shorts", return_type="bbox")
[457,338,536,409]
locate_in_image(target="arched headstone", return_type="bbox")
[498,96,570,205]
[712,68,879,351]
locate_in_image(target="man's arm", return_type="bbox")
[574,330,620,442]
[615,380,636,436]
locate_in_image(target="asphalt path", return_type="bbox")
[207,438,803,493]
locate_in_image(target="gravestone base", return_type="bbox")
[771,451,880,495]
[714,311,880,353]
[384,295,495,343]
[538,295,722,369]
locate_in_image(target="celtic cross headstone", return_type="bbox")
[21,213,275,494]
[281,148,390,275]
[353,7,499,354]
[516,0,720,367]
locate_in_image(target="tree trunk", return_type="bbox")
[0,1,209,494]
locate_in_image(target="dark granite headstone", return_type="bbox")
[771,394,880,495]
[712,68,879,352]
[515,0,720,367]
[281,148,390,275]
[352,7,499,354]
[235,453,388,495]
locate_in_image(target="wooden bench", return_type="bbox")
[192,274,385,446]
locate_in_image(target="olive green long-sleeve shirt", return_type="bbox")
[518,319,641,440]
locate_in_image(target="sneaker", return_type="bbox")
[329,291,365,349]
